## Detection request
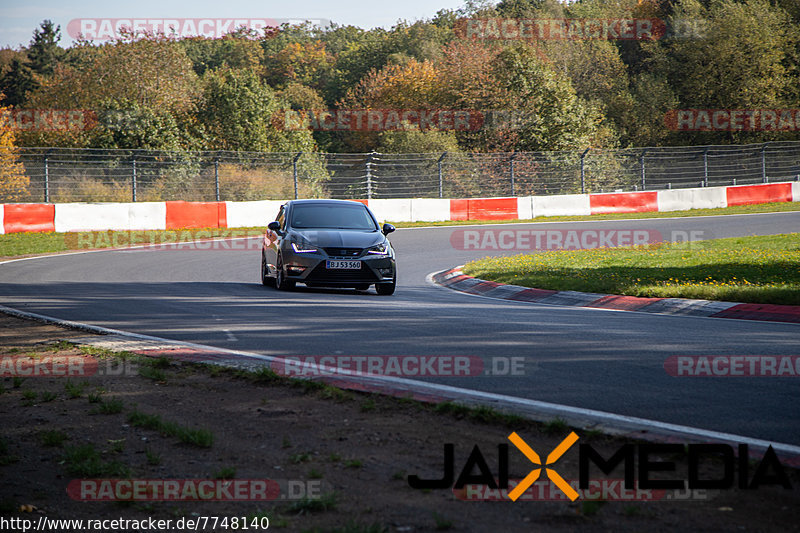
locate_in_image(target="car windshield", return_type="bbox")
[290,204,377,230]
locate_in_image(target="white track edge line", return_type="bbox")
[1,303,798,457]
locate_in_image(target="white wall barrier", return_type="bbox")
[531,194,591,217]
[54,202,168,232]
[410,198,450,222]
[368,199,412,224]
[225,200,284,228]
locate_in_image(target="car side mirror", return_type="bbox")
[268,221,282,234]
[382,223,395,236]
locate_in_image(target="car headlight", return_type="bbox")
[366,242,390,255]
[291,241,318,253]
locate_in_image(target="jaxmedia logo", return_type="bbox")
[665,109,800,132]
[67,18,331,40]
[271,355,525,377]
[409,432,792,502]
[665,355,800,377]
[0,109,98,132]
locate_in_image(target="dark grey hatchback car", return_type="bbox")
[261,199,397,295]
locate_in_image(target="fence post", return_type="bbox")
[365,152,375,200]
[580,148,590,194]
[703,147,709,187]
[509,152,517,196]
[437,152,447,198]
[293,152,302,199]
[639,149,648,191]
[214,155,220,201]
[131,156,137,202]
[43,150,51,203]
[761,143,770,183]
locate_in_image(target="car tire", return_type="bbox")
[275,255,295,291]
[375,275,395,295]
[261,252,276,287]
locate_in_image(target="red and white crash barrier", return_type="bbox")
[0,181,798,234]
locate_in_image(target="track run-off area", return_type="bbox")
[1,211,798,448]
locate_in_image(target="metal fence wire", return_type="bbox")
[1,141,799,203]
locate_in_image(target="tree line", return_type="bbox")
[1,0,798,157]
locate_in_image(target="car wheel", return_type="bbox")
[275,255,296,291]
[375,275,395,295]
[261,252,275,287]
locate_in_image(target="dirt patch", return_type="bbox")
[0,313,798,532]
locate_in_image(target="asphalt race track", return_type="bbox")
[1,211,799,445]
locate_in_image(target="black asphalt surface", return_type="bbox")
[1,211,798,444]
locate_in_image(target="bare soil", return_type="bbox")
[1,313,798,532]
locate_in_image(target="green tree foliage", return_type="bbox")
[657,0,799,143]
[198,68,315,152]
[6,0,800,154]
[27,20,64,76]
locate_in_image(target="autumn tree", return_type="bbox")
[198,68,316,152]
[0,101,30,201]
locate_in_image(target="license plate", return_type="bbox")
[326,260,361,270]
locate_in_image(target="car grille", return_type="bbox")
[324,247,363,257]
[305,263,378,282]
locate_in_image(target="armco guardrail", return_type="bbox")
[1,142,800,203]
[1,181,797,234]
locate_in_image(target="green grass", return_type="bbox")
[0,438,18,465]
[90,397,124,415]
[463,233,800,305]
[61,444,130,477]
[212,466,237,479]
[127,409,214,448]
[64,380,86,399]
[1,202,797,259]
[286,492,337,515]
[40,430,69,447]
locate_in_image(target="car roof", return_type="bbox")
[287,199,367,207]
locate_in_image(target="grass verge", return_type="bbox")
[463,233,800,305]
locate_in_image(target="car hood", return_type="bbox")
[292,229,385,248]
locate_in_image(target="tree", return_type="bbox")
[21,33,201,147]
[0,101,29,201]
[0,58,37,107]
[198,68,316,152]
[658,0,799,143]
[28,20,63,76]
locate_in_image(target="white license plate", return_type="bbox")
[326,260,361,270]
